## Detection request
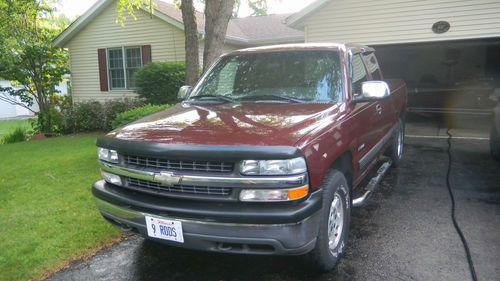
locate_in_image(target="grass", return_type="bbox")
[0,135,122,281]
[0,119,32,138]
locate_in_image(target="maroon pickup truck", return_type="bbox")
[93,43,407,271]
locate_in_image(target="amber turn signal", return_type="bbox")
[239,185,309,202]
[287,185,309,200]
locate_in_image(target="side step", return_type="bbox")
[352,156,392,207]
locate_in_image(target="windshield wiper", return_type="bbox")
[187,94,237,103]
[239,94,307,103]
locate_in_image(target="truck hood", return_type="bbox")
[107,103,340,147]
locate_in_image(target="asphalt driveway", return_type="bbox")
[49,131,500,281]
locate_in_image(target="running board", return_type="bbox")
[352,156,392,207]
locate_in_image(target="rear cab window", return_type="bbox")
[362,52,383,80]
[351,54,368,97]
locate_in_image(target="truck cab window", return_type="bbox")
[352,54,368,96]
[363,52,382,80]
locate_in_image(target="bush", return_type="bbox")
[112,104,171,129]
[30,95,73,135]
[33,106,65,135]
[102,99,142,129]
[134,62,185,105]
[1,127,28,144]
[73,101,105,132]
[58,99,142,134]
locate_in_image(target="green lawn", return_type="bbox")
[0,135,121,281]
[0,119,32,138]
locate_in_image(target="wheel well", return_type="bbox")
[331,152,354,192]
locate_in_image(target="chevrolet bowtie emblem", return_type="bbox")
[154,171,182,185]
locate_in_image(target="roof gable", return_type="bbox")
[54,0,303,48]
[285,0,330,28]
[54,0,115,47]
[228,14,303,45]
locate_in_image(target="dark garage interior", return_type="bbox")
[375,38,500,118]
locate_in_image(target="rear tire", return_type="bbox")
[386,118,404,167]
[308,170,351,272]
[491,125,500,161]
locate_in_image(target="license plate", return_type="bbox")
[145,215,184,243]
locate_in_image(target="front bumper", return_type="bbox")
[92,180,322,255]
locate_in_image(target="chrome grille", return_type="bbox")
[123,155,234,173]
[126,177,231,197]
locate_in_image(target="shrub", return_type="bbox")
[31,95,73,135]
[1,127,28,144]
[134,62,185,105]
[112,104,171,129]
[73,101,105,132]
[33,106,62,135]
[58,99,142,134]
[102,99,143,130]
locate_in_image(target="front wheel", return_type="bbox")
[308,170,351,272]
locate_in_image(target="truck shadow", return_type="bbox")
[132,238,355,281]
[106,140,499,281]
[129,170,401,281]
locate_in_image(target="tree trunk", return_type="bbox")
[180,0,199,85]
[203,0,234,71]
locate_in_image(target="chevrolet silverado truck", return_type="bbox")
[93,43,407,271]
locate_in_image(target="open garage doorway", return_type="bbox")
[374,38,500,159]
[375,38,500,116]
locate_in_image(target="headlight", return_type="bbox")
[239,185,309,202]
[240,157,307,175]
[98,147,118,163]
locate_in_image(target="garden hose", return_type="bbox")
[446,129,478,281]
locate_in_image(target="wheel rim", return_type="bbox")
[397,124,404,158]
[328,192,344,251]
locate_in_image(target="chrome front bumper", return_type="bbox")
[92,180,321,255]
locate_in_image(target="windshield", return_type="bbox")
[189,51,343,103]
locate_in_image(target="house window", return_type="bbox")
[107,46,142,90]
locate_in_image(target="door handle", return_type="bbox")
[376,104,382,115]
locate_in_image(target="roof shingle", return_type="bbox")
[154,1,303,45]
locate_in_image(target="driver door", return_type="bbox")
[350,53,384,173]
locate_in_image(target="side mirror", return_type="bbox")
[178,85,192,100]
[354,81,390,102]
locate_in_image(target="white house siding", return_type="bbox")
[67,1,186,102]
[300,0,500,45]
[0,80,38,119]
[0,96,18,119]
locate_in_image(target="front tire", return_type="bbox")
[308,170,351,272]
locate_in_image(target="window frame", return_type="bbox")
[106,46,143,90]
